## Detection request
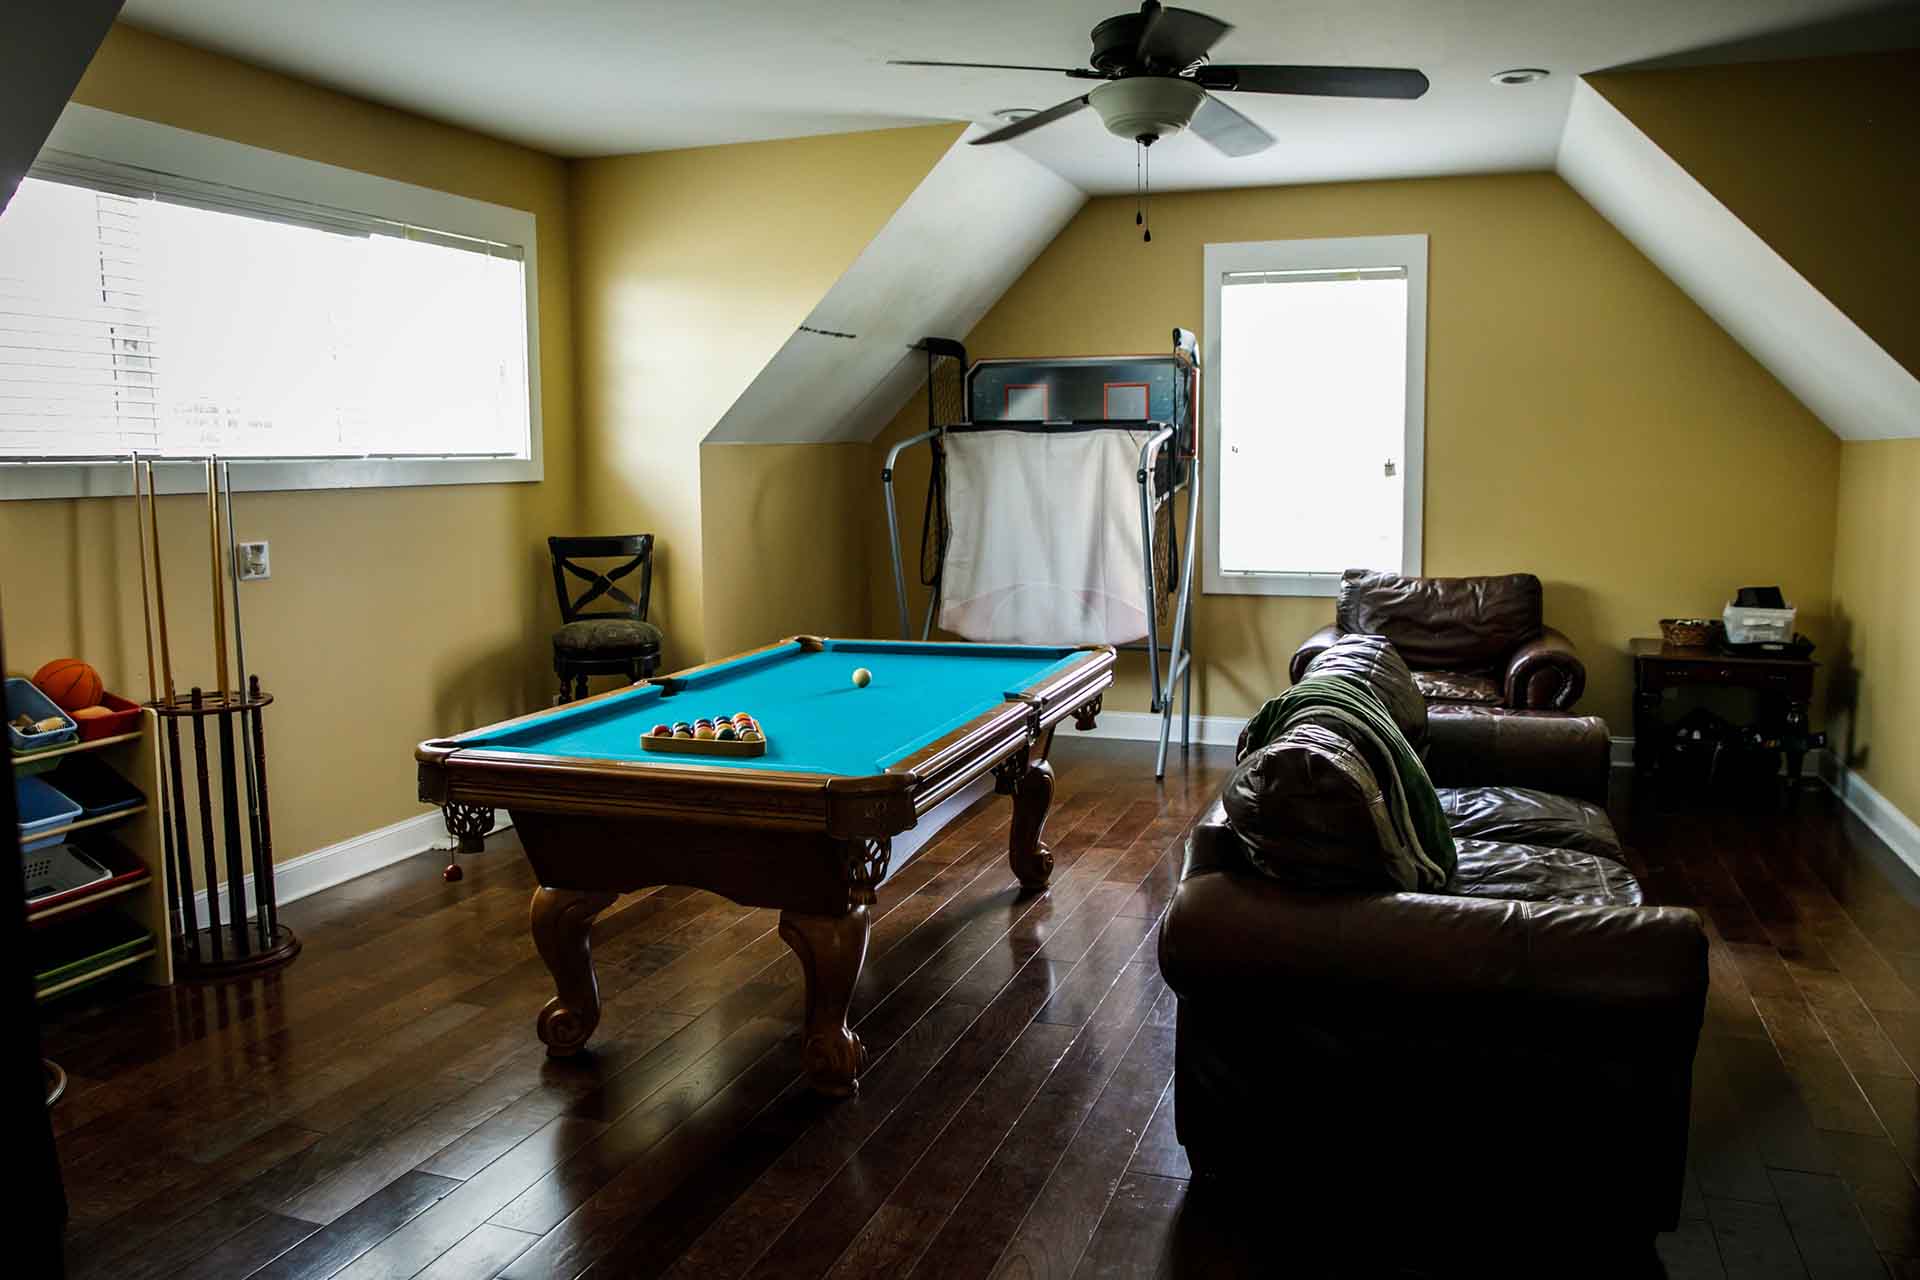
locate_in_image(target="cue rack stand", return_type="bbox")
[131,455,300,978]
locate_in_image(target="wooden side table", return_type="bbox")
[1629,638,1819,794]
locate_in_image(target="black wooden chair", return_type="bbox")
[549,534,664,703]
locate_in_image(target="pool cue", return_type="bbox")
[131,456,184,940]
[223,460,270,948]
[247,674,278,937]
[206,459,249,953]
[206,458,231,697]
[145,460,200,948]
[189,686,223,961]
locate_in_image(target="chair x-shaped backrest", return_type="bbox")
[549,534,654,623]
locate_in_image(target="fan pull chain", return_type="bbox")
[1142,141,1153,243]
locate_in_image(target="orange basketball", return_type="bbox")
[33,658,103,712]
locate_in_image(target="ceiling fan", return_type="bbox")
[890,1,1429,160]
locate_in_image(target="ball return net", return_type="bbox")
[882,330,1199,777]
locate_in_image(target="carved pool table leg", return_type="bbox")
[1005,755,1056,891]
[779,906,871,1097]
[530,886,619,1057]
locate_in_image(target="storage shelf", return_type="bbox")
[27,863,153,927]
[24,804,147,847]
[35,944,156,1001]
[20,705,174,993]
[11,730,143,773]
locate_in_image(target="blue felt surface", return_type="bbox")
[465,640,1082,777]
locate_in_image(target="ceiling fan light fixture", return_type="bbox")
[1490,68,1550,86]
[992,108,1037,122]
[1089,76,1206,143]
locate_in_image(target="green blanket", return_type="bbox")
[1240,672,1456,891]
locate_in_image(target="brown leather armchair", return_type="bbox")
[1291,570,1586,711]
[1160,636,1706,1249]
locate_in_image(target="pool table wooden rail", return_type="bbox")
[415,638,1115,842]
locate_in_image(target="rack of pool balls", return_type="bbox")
[640,712,767,757]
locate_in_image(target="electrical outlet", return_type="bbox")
[237,541,271,581]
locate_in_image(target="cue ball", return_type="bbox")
[851,667,872,688]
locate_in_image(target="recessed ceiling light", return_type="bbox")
[1490,68,1550,86]
[992,108,1037,122]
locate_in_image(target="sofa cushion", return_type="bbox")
[1412,671,1503,706]
[1439,785,1624,860]
[1336,571,1544,673]
[1298,633,1428,753]
[1449,839,1644,908]
[1222,723,1426,893]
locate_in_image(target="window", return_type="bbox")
[1201,235,1426,596]
[0,105,542,499]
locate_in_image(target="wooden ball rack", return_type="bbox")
[639,729,769,758]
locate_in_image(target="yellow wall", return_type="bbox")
[872,173,1842,734]
[0,24,578,865]
[1829,440,1920,820]
[700,443,874,655]
[1590,52,1920,380]
[569,125,960,669]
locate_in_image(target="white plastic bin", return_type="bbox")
[1723,602,1796,645]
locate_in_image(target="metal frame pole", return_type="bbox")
[881,427,941,640]
[1134,425,1175,715]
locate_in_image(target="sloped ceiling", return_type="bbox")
[704,128,1084,445]
[1556,82,1918,442]
[1587,51,1920,381]
[99,3,1920,446]
[1,1,123,214]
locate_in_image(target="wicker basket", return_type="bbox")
[1660,618,1715,647]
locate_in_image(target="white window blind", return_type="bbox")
[0,154,531,464]
[1218,267,1409,578]
[1201,235,1427,597]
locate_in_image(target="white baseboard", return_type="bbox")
[190,807,510,924]
[1071,710,1241,748]
[1820,758,1920,885]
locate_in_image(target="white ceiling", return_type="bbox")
[121,0,1911,194]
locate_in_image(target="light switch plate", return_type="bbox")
[237,541,270,580]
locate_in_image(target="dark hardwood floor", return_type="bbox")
[39,739,1920,1279]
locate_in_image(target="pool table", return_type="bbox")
[417,636,1115,1096]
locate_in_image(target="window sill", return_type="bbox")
[1203,571,1345,598]
[0,455,543,501]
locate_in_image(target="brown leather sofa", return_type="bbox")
[1161,636,1707,1247]
[1291,570,1586,711]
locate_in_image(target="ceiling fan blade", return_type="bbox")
[1137,5,1232,69]
[1189,93,1275,157]
[969,93,1092,145]
[888,59,1102,79]
[1196,64,1430,99]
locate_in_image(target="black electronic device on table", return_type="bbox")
[1716,625,1817,661]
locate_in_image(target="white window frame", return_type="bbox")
[0,104,544,501]
[1201,234,1427,597]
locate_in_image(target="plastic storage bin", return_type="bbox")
[23,843,112,904]
[48,756,144,819]
[16,775,82,852]
[6,677,78,754]
[75,691,142,742]
[33,913,153,1000]
[1723,602,1796,645]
